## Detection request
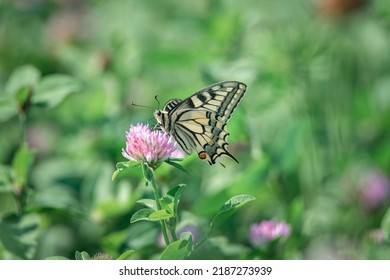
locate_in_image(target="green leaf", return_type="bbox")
[45,256,70,260]
[179,231,193,242]
[11,144,36,188]
[158,184,186,217]
[0,214,40,259]
[0,192,19,219]
[5,65,41,97]
[26,184,83,214]
[160,236,192,260]
[0,96,18,122]
[130,208,155,223]
[117,250,136,260]
[131,208,173,223]
[137,199,157,210]
[165,158,188,173]
[111,169,121,181]
[116,161,134,169]
[141,163,154,182]
[160,195,174,214]
[381,207,390,240]
[112,161,139,180]
[167,184,186,216]
[75,251,91,260]
[209,194,255,234]
[167,184,186,197]
[123,222,159,249]
[32,74,81,109]
[1,81,32,118]
[0,165,13,192]
[148,209,174,220]
[15,86,32,105]
[0,165,19,219]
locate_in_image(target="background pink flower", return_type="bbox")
[368,229,385,244]
[249,220,291,247]
[359,170,389,210]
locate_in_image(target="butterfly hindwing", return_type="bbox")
[172,110,232,164]
[154,81,247,165]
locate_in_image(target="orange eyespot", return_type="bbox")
[198,152,207,160]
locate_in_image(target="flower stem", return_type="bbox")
[168,224,178,242]
[150,173,170,246]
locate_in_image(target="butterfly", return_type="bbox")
[154,81,247,165]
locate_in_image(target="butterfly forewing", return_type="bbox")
[177,81,246,122]
[154,81,247,165]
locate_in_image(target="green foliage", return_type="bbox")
[129,174,253,259]
[75,251,91,260]
[0,214,40,259]
[160,233,193,260]
[209,195,256,235]
[130,208,157,223]
[11,144,36,188]
[1,0,390,260]
[117,249,136,260]
[32,75,81,109]
[165,158,188,173]
[112,161,140,181]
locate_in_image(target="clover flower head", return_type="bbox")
[368,229,385,244]
[122,123,184,168]
[249,220,291,247]
[359,170,389,210]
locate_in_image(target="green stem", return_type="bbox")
[193,232,210,250]
[166,219,177,242]
[169,225,178,241]
[19,113,26,144]
[150,173,170,246]
[16,108,28,214]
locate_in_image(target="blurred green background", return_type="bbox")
[0,0,389,259]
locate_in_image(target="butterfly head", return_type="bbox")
[154,109,162,121]
[154,109,167,132]
[154,99,181,132]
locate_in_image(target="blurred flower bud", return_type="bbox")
[249,220,291,247]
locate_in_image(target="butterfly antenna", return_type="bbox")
[154,95,160,110]
[131,102,153,109]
